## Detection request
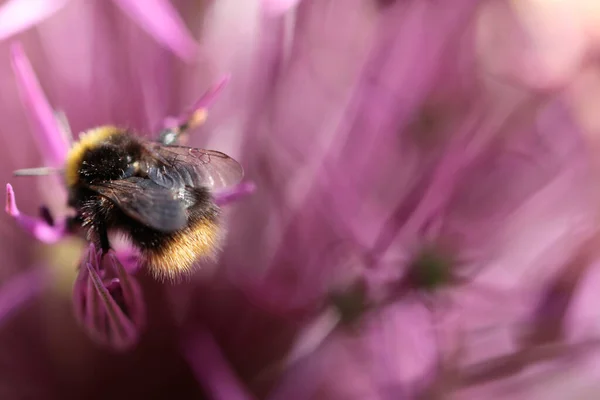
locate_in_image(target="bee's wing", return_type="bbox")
[89,177,187,232]
[142,143,244,190]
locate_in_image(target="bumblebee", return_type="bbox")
[16,113,243,280]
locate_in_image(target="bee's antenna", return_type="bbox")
[13,167,62,176]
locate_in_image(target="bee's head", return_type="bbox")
[65,126,140,187]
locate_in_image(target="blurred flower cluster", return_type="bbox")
[2,0,600,399]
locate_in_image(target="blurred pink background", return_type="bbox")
[1,0,600,399]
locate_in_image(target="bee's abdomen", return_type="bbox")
[124,187,221,280]
[137,204,221,280]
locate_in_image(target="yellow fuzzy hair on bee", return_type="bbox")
[65,126,121,187]
[143,216,222,280]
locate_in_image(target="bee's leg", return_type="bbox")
[97,224,111,256]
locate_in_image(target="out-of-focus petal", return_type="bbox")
[476,0,588,90]
[182,328,255,400]
[10,43,69,167]
[111,0,200,62]
[227,0,483,314]
[269,331,383,399]
[364,301,438,394]
[260,0,302,15]
[454,338,600,397]
[73,244,146,351]
[518,231,598,347]
[159,76,231,141]
[214,182,256,207]
[0,267,48,328]
[283,307,340,367]
[114,248,142,275]
[5,184,66,244]
[0,0,70,40]
[190,76,231,113]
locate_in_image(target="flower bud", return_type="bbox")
[73,244,146,351]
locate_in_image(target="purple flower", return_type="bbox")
[1,1,600,399]
[5,38,253,356]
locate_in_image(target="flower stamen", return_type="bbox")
[159,76,231,145]
[5,184,67,243]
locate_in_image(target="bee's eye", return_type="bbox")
[126,155,133,163]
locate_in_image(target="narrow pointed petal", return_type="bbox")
[5,184,66,243]
[85,262,137,350]
[109,253,145,328]
[214,182,256,207]
[162,76,231,129]
[192,75,231,110]
[111,0,200,62]
[10,43,69,166]
[73,245,146,351]
[183,329,255,400]
[0,267,48,329]
[0,0,70,40]
[284,307,340,366]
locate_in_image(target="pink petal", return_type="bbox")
[73,246,145,351]
[109,252,145,330]
[269,333,381,399]
[162,76,231,129]
[192,75,231,110]
[5,184,66,244]
[214,182,256,207]
[114,249,142,275]
[477,0,588,90]
[85,262,137,350]
[283,307,340,366]
[0,0,70,40]
[260,0,302,15]
[111,0,200,62]
[10,43,69,167]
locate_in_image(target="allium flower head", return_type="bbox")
[1,1,600,399]
[4,38,251,351]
